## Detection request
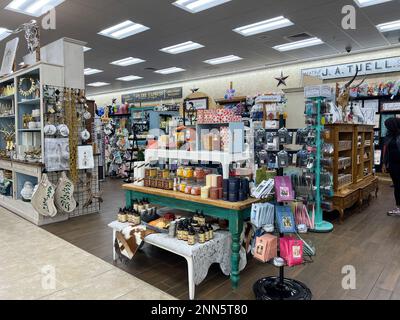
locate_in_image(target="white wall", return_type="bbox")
[89,47,400,129]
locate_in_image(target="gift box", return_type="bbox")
[220,127,230,152]
[197,110,205,124]
[280,236,303,267]
[254,234,277,263]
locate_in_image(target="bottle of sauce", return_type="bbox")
[182,224,189,241]
[208,224,214,240]
[137,201,144,212]
[198,211,206,226]
[193,211,199,225]
[177,223,183,240]
[204,225,210,242]
[144,198,150,210]
[133,199,139,212]
[198,227,206,244]
[133,211,141,225]
[188,227,196,245]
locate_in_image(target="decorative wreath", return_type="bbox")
[19,77,36,97]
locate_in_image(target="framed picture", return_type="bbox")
[185,97,208,111]
[0,37,19,77]
[78,145,95,169]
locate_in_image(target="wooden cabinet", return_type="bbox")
[324,124,378,222]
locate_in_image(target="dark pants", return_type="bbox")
[389,165,400,206]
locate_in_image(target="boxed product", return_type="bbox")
[280,236,303,267]
[254,234,278,263]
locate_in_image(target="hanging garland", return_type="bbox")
[65,88,79,183]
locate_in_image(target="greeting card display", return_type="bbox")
[274,176,294,202]
[276,205,296,234]
[280,236,303,267]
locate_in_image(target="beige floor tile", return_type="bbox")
[117,288,176,300]
[47,256,114,288]
[0,272,65,300]
[0,258,39,287]
[0,208,173,300]
[41,269,153,300]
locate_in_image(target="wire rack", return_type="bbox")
[43,85,100,217]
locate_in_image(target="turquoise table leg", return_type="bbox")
[125,190,133,208]
[229,211,244,289]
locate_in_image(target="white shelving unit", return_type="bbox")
[0,38,86,226]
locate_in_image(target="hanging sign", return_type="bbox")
[382,102,400,112]
[302,57,400,80]
[122,87,182,103]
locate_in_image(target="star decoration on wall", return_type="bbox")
[275,72,289,87]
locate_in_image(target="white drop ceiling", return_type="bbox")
[0,0,400,95]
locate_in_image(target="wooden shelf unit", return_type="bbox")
[324,124,378,222]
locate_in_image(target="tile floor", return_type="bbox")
[0,207,175,300]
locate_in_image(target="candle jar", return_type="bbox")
[185,185,192,194]
[194,168,205,180]
[149,168,157,178]
[177,166,184,177]
[191,186,201,196]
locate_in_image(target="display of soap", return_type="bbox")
[144,166,250,202]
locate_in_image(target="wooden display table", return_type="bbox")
[122,183,261,289]
[331,175,379,223]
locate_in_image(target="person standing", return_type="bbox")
[383,117,400,216]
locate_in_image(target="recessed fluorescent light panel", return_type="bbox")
[204,55,242,65]
[0,28,11,41]
[376,19,400,32]
[5,0,65,17]
[87,82,110,87]
[155,67,186,75]
[83,46,92,52]
[273,37,324,52]
[84,68,103,76]
[116,75,143,81]
[354,0,392,7]
[160,41,204,54]
[233,16,294,36]
[98,20,149,39]
[111,57,146,67]
[173,0,232,13]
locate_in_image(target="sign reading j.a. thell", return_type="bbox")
[302,57,400,80]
